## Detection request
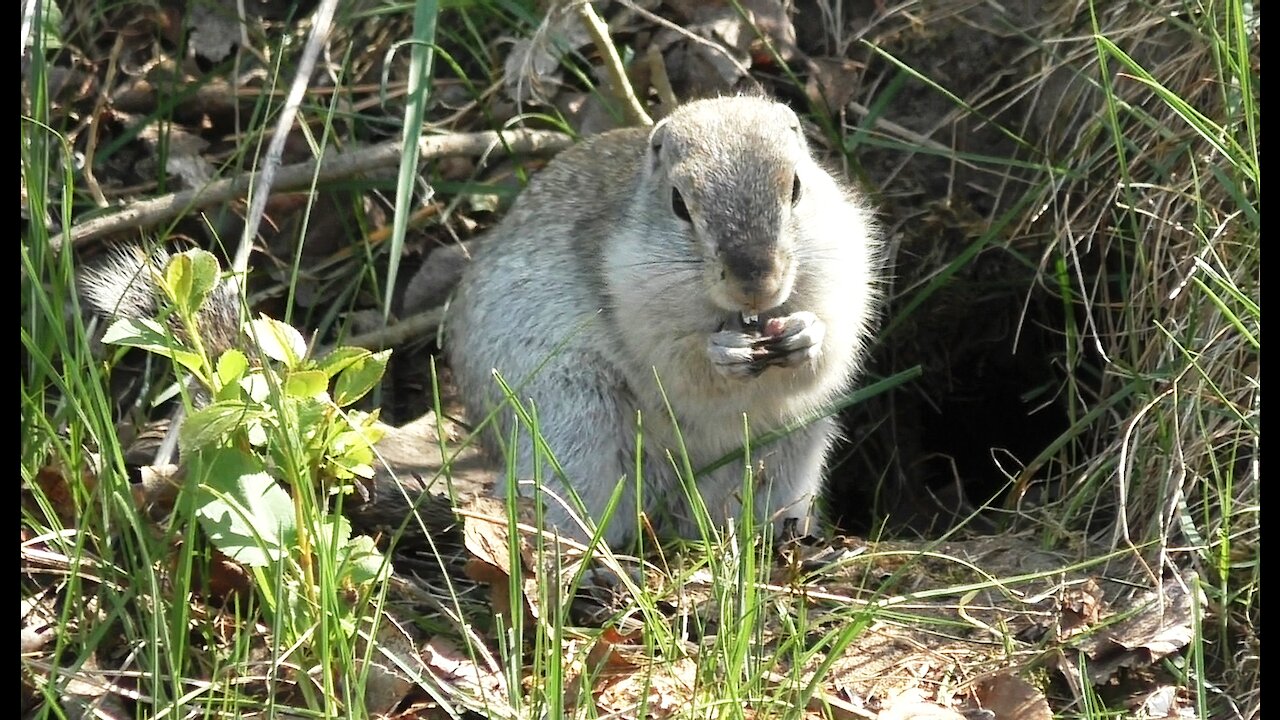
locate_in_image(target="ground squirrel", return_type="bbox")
[441,95,880,550]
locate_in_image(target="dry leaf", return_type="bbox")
[1063,570,1202,685]
[460,496,548,624]
[971,671,1051,720]
[592,654,699,718]
[50,654,133,720]
[26,463,94,526]
[20,588,59,655]
[502,5,592,106]
[1134,684,1195,719]
[355,610,427,715]
[461,496,525,576]
[463,556,526,624]
[371,410,495,499]
[194,548,255,604]
[136,122,214,189]
[186,0,243,63]
[805,57,866,115]
[421,635,509,710]
[584,626,645,673]
[665,0,800,62]
[1057,578,1104,637]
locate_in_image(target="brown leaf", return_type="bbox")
[194,548,254,604]
[26,462,96,526]
[1133,684,1194,719]
[652,2,755,96]
[561,626,655,714]
[355,610,427,715]
[502,5,592,106]
[463,556,525,624]
[1064,570,1202,685]
[665,0,800,63]
[460,495,550,625]
[461,496,523,576]
[805,57,867,115]
[739,0,802,64]
[421,635,510,711]
[47,653,133,720]
[20,588,59,655]
[371,410,495,500]
[592,654,699,718]
[186,0,242,63]
[584,626,645,673]
[1057,577,1104,636]
[972,672,1052,720]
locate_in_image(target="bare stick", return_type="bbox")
[646,45,678,111]
[575,1,652,127]
[51,129,572,251]
[334,307,445,352]
[616,0,751,80]
[231,0,339,277]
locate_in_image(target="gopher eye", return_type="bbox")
[672,188,691,222]
[790,174,802,206]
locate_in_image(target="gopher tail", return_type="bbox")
[78,246,244,362]
[78,246,247,466]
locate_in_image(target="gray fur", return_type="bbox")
[441,96,881,549]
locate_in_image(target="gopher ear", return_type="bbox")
[645,117,672,173]
[647,117,671,151]
[789,117,808,149]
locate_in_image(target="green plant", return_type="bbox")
[99,248,394,680]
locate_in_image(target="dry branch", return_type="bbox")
[232,0,340,276]
[575,1,653,127]
[337,307,445,352]
[52,129,573,252]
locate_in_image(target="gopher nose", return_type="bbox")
[722,252,789,313]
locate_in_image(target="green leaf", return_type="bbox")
[246,419,268,447]
[329,454,374,481]
[216,349,249,388]
[101,317,204,374]
[341,535,391,586]
[163,249,220,318]
[192,448,296,568]
[315,346,371,379]
[240,372,270,403]
[181,400,265,454]
[38,2,63,50]
[328,427,379,480]
[333,349,390,406]
[285,369,329,399]
[319,514,353,548]
[293,398,330,444]
[248,316,307,367]
[337,458,373,476]
[344,408,385,437]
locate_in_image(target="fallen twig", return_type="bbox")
[231,0,339,276]
[576,1,652,127]
[337,307,445,352]
[51,129,573,252]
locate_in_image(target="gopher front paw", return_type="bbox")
[759,311,825,369]
[708,311,825,379]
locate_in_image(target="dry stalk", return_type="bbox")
[51,129,572,252]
